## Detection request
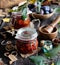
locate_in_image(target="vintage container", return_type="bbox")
[11,12,30,29]
[15,27,38,54]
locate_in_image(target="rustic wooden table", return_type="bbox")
[0,5,60,65]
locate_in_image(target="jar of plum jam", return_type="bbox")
[11,12,30,29]
[15,27,38,54]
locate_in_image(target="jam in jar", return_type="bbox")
[15,27,38,54]
[11,12,30,29]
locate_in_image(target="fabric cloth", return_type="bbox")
[0,0,26,8]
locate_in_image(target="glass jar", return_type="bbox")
[15,27,38,54]
[11,12,30,29]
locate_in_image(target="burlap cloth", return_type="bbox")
[0,0,26,8]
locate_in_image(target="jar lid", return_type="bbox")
[15,27,38,41]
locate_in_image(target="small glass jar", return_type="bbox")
[15,27,38,54]
[11,12,30,29]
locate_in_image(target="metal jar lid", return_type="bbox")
[15,27,38,41]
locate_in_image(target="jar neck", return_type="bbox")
[17,38,37,44]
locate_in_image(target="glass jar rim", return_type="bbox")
[12,11,22,15]
[15,27,38,41]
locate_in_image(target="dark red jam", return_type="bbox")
[16,39,38,54]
